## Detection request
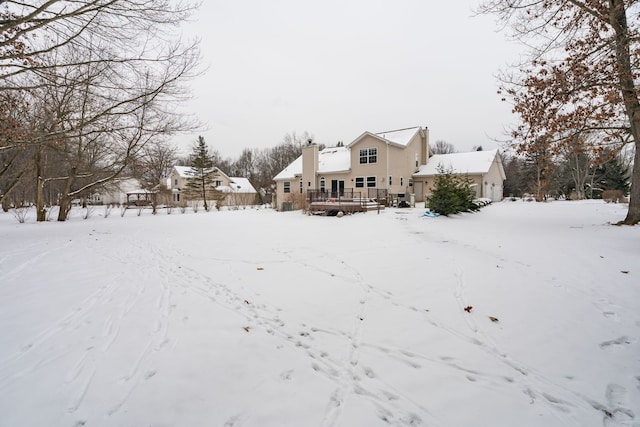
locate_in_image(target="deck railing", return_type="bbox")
[368,188,388,201]
[307,189,390,203]
[307,189,361,203]
[307,188,389,207]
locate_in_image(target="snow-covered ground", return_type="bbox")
[0,201,638,427]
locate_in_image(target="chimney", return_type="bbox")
[302,141,319,191]
[420,126,429,165]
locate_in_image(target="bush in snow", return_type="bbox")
[11,206,31,223]
[427,166,481,216]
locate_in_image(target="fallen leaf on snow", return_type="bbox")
[243,326,250,332]
[464,306,473,313]
[621,271,629,274]
[257,267,264,270]
[489,316,499,322]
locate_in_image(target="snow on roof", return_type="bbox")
[273,156,302,181]
[318,146,350,173]
[104,177,145,194]
[273,146,350,180]
[414,149,500,177]
[173,166,195,178]
[173,165,222,179]
[228,177,257,193]
[375,126,420,147]
[126,188,155,195]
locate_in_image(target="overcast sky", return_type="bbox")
[176,0,522,158]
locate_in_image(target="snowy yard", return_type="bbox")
[0,201,638,427]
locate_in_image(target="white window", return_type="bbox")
[299,180,303,193]
[359,148,377,164]
[400,177,404,187]
[367,176,376,187]
[283,182,290,193]
[389,176,392,186]
[320,178,326,191]
[355,177,364,188]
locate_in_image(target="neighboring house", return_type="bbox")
[414,149,506,203]
[273,126,505,211]
[274,126,429,211]
[90,178,152,206]
[168,166,258,206]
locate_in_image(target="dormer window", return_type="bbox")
[359,148,377,164]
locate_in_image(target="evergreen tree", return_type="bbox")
[502,155,529,198]
[185,136,217,211]
[427,166,479,216]
[591,157,630,199]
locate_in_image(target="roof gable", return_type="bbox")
[172,165,230,180]
[173,165,195,178]
[348,126,421,149]
[375,127,421,147]
[273,146,350,180]
[414,149,504,177]
[228,177,257,193]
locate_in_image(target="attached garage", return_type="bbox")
[413,149,506,203]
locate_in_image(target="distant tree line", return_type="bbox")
[501,146,630,202]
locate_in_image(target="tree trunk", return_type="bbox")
[36,147,46,222]
[36,176,46,221]
[57,173,76,222]
[202,176,208,211]
[624,143,640,224]
[609,0,640,224]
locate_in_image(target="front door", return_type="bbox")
[331,180,345,197]
[413,181,423,202]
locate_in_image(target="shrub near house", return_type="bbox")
[427,166,480,216]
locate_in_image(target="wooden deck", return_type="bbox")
[308,199,384,215]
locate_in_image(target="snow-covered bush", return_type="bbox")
[427,166,480,216]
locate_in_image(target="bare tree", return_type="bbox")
[429,140,456,155]
[282,131,314,151]
[1,1,201,221]
[1,1,201,88]
[232,148,256,180]
[479,0,640,224]
[136,139,178,190]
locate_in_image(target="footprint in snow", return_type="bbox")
[363,367,375,378]
[599,336,632,350]
[602,383,635,426]
[143,370,157,380]
[279,370,293,381]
